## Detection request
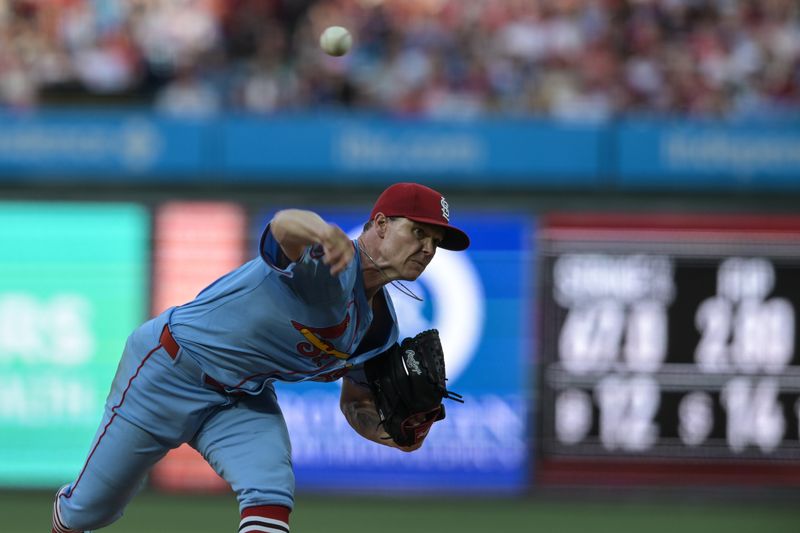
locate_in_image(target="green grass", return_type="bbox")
[6,489,799,533]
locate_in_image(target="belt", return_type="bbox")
[159,325,244,396]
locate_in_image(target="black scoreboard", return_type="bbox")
[537,214,800,484]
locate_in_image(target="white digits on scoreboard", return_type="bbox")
[678,391,714,446]
[559,299,624,374]
[721,377,785,453]
[594,375,660,451]
[555,254,673,374]
[624,300,668,373]
[694,258,795,373]
[553,254,674,452]
[732,298,794,373]
[694,296,733,373]
[555,388,593,444]
[560,300,668,374]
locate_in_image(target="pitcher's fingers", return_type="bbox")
[329,251,353,275]
[323,245,352,274]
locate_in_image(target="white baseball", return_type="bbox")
[319,26,352,57]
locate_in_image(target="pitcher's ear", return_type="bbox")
[374,213,388,237]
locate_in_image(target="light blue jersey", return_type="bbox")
[169,225,399,390]
[55,224,398,531]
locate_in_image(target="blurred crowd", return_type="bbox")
[1,0,799,120]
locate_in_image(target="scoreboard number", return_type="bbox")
[539,214,800,475]
[695,258,794,373]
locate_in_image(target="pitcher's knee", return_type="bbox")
[56,488,125,532]
[62,506,123,532]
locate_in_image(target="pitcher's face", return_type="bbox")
[379,217,444,280]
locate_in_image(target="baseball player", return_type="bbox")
[52,182,470,533]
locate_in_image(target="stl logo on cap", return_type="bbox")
[440,197,450,222]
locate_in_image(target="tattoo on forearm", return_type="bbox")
[345,400,384,439]
[355,408,381,432]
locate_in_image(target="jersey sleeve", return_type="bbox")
[259,223,358,303]
[260,223,297,275]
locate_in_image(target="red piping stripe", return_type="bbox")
[66,343,162,498]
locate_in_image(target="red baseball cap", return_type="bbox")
[370,183,470,251]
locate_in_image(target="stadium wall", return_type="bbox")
[1,112,799,495]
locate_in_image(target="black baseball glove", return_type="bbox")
[364,329,463,448]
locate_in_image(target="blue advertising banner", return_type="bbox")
[617,121,800,189]
[0,111,214,179]
[224,115,603,186]
[3,111,800,192]
[252,210,533,493]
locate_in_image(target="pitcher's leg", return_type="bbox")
[192,388,294,531]
[53,318,207,532]
[54,413,170,532]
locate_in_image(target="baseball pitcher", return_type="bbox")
[52,182,469,533]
